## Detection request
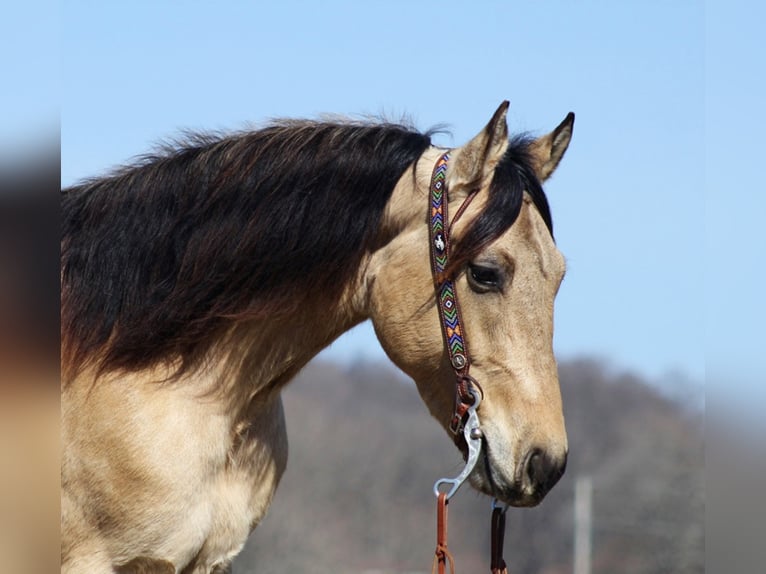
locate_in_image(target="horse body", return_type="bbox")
[61,104,574,572]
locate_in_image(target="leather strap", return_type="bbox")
[431,493,455,574]
[428,152,482,441]
[490,506,509,574]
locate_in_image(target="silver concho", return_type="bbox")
[451,353,466,370]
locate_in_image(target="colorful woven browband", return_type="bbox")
[428,152,476,435]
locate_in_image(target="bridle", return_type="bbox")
[428,152,509,574]
[427,152,482,442]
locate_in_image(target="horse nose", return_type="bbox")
[522,448,568,498]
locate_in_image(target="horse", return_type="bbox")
[61,101,574,573]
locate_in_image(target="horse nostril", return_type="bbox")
[523,448,567,498]
[525,449,544,485]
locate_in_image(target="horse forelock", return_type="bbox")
[445,135,553,278]
[61,119,432,381]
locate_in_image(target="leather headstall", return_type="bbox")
[427,152,484,444]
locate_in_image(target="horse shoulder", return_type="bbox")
[62,368,287,572]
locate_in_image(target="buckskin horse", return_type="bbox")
[61,101,574,573]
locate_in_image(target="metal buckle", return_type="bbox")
[449,376,482,436]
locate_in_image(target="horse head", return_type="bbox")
[367,102,574,507]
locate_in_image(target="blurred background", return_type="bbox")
[234,358,703,573]
[2,1,763,572]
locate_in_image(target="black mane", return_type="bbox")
[62,120,432,378]
[61,119,551,379]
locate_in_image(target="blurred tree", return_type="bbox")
[233,357,703,574]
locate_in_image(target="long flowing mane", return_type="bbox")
[61,119,551,381]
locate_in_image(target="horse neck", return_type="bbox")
[211,284,365,404]
[379,146,444,237]
[199,146,443,403]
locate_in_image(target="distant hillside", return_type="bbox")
[233,358,703,574]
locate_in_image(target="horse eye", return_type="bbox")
[467,264,501,292]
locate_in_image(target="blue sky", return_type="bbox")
[705,3,766,415]
[55,2,762,398]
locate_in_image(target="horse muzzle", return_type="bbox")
[472,440,568,507]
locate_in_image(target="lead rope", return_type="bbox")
[490,500,510,574]
[431,493,456,574]
[431,497,510,574]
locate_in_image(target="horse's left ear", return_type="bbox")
[528,112,575,182]
[448,101,510,197]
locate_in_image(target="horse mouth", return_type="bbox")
[469,437,547,508]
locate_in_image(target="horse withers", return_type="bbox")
[61,102,574,572]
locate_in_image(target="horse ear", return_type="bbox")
[448,101,510,196]
[528,112,575,182]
